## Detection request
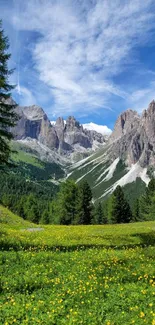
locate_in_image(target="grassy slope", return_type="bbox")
[0,205,34,227]
[11,142,43,167]
[10,141,65,181]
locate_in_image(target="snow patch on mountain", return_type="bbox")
[94,158,120,188]
[76,158,107,183]
[98,162,150,200]
[104,158,120,181]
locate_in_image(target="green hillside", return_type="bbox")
[10,141,65,181]
[0,205,34,227]
[0,141,65,223]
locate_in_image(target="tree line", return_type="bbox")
[1,171,155,224]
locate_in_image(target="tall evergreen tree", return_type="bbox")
[109,185,132,224]
[77,181,93,225]
[53,179,78,225]
[0,20,18,166]
[139,179,155,221]
[24,194,39,223]
[95,202,103,224]
[147,178,155,195]
[132,198,140,221]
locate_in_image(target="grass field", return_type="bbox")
[0,206,155,325]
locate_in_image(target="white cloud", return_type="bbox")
[10,0,155,115]
[83,122,112,135]
[129,81,155,112]
[15,86,36,106]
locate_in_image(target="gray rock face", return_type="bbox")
[12,104,106,158]
[108,100,155,168]
[109,109,140,144]
[12,105,59,149]
[64,116,91,148]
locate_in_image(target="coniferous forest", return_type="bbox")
[1,169,155,224]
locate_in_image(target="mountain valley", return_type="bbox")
[5,98,155,206]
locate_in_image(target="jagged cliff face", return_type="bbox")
[12,104,106,161]
[109,110,140,144]
[107,100,155,168]
[13,105,59,149]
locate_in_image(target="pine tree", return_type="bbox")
[53,180,78,225]
[139,179,155,220]
[40,209,49,224]
[147,178,155,195]
[102,199,110,224]
[95,202,103,224]
[24,194,39,223]
[109,185,132,224]
[0,20,18,166]
[77,181,93,225]
[132,198,140,221]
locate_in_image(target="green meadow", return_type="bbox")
[0,206,155,325]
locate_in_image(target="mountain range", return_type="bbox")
[11,99,107,164]
[9,98,155,204]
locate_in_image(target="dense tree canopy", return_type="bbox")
[0,20,18,166]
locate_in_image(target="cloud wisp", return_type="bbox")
[9,0,155,115]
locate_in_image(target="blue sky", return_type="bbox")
[1,0,155,130]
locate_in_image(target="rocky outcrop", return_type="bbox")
[109,109,140,143]
[12,104,106,159]
[63,116,91,148]
[12,105,59,149]
[108,100,155,168]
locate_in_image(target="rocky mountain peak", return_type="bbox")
[55,117,65,128]
[142,100,155,120]
[109,109,140,143]
[140,99,155,143]
[22,105,46,120]
[65,116,82,131]
[148,99,155,112]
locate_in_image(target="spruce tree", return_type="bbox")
[139,179,155,220]
[133,198,140,221]
[53,180,78,225]
[77,181,93,225]
[147,178,155,195]
[95,202,103,224]
[139,178,155,221]
[109,185,132,224]
[0,20,18,166]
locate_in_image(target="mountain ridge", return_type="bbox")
[11,101,107,163]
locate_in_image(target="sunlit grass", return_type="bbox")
[0,205,155,324]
